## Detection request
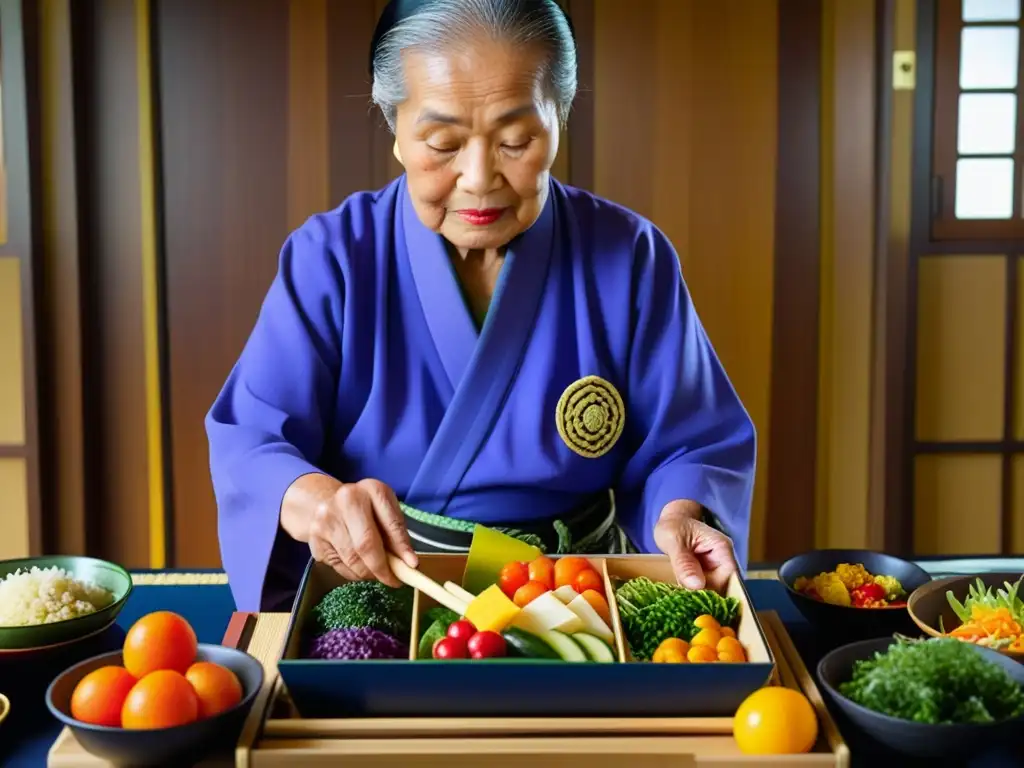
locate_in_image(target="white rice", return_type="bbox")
[0,566,114,627]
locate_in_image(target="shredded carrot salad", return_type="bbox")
[943,577,1024,652]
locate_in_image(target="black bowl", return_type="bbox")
[817,637,1024,759]
[778,549,932,638]
[46,643,264,767]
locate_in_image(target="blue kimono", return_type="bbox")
[207,176,756,611]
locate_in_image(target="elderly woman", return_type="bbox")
[207,0,756,612]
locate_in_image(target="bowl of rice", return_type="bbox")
[0,556,132,652]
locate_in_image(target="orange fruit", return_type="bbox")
[513,580,549,608]
[123,611,197,678]
[694,614,721,631]
[497,561,530,600]
[718,651,745,663]
[690,627,722,648]
[527,556,556,591]
[652,637,689,663]
[553,557,591,589]
[121,670,199,730]
[733,687,818,755]
[687,645,718,663]
[717,636,745,658]
[185,662,243,718]
[70,665,137,727]
[580,590,611,624]
[720,626,737,639]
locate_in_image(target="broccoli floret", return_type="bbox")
[310,581,414,640]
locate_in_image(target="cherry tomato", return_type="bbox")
[446,619,476,643]
[432,636,468,660]
[467,631,507,659]
[527,556,555,591]
[554,557,591,589]
[498,561,530,600]
[573,568,604,595]
[513,580,549,607]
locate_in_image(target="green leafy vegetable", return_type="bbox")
[838,637,1024,724]
[310,581,414,640]
[946,576,1024,624]
[416,606,461,659]
[613,576,740,660]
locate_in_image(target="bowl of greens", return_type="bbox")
[907,572,1024,661]
[817,636,1024,758]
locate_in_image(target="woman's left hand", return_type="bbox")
[654,501,738,593]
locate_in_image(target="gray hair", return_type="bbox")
[371,0,577,132]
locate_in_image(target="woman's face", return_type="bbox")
[394,39,560,253]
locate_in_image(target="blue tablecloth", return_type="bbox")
[3,565,1024,767]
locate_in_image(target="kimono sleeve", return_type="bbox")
[206,225,343,611]
[614,225,757,570]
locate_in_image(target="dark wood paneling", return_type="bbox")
[326,0,386,203]
[766,0,822,559]
[75,0,150,567]
[39,0,89,556]
[157,0,291,567]
[567,0,594,191]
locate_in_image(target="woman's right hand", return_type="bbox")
[301,478,419,588]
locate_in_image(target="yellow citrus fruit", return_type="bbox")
[693,614,721,631]
[686,645,717,663]
[717,651,745,663]
[720,626,737,639]
[733,688,818,755]
[652,637,689,663]
[717,636,745,657]
[690,627,722,648]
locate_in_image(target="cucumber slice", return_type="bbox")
[503,627,560,659]
[572,632,616,663]
[539,629,589,662]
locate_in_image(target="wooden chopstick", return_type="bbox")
[387,554,470,616]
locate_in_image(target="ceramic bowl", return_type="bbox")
[907,572,1024,662]
[817,636,1024,759]
[0,556,133,653]
[778,549,932,638]
[46,643,264,767]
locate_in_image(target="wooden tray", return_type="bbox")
[49,610,849,767]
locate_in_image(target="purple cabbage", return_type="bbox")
[307,626,409,660]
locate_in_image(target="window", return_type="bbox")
[933,0,1024,239]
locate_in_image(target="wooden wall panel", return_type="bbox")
[0,256,25,445]
[39,0,88,556]
[591,0,778,561]
[916,256,1006,442]
[1014,455,1024,552]
[0,458,29,559]
[1016,263,1024,440]
[158,0,394,566]
[76,0,151,567]
[817,0,876,549]
[158,0,291,567]
[915,455,1002,555]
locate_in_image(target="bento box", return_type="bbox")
[277,545,776,719]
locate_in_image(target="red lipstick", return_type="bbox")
[456,208,506,226]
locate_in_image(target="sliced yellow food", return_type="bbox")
[464,584,522,633]
[511,591,584,634]
[463,526,542,596]
[566,594,614,644]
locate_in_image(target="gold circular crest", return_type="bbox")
[555,375,625,458]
